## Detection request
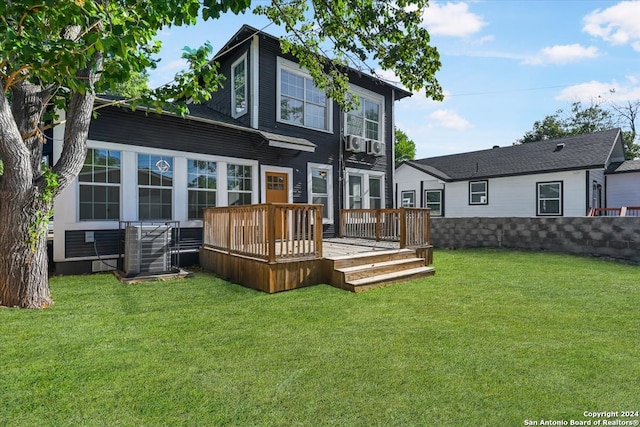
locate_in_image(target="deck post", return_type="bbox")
[267,203,276,262]
[399,208,407,249]
[375,209,382,241]
[315,206,323,258]
[226,207,232,254]
[621,206,628,217]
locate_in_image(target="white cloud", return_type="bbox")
[429,109,473,130]
[523,44,599,65]
[583,1,640,51]
[556,77,640,103]
[149,59,188,88]
[422,2,486,37]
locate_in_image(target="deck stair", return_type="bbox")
[326,248,435,292]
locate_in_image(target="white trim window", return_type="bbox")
[231,54,247,118]
[227,164,253,206]
[346,95,382,142]
[346,168,385,210]
[369,176,382,209]
[138,154,173,220]
[79,148,121,220]
[187,159,217,220]
[277,58,331,132]
[469,180,488,205]
[424,189,443,216]
[308,163,333,223]
[401,190,415,208]
[537,181,563,216]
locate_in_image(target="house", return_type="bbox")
[605,159,640,209]
[52,25,412,275]
[395,129,626,218]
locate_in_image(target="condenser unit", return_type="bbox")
[345,134,365,152]
[123,224,172,275]
[367,139,385,156]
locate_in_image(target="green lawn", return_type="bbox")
[1,249,639,426]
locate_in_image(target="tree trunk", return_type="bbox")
[0,197,52,308]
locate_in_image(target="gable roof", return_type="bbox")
[216,24,413,100]
[402,129,623,182]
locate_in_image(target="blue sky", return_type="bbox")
[148,0,640,158]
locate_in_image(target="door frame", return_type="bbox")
[260,165,293,204]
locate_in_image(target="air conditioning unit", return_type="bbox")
[367,139,385,156]
[345,134,365,152]
[123,224,172,275]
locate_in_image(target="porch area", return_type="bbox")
[199,204,434,293]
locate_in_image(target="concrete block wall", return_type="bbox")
[431,217,640,264]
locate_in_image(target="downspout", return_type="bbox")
[391,89,396,208]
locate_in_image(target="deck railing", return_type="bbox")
[587,207,640,217]
[202,203,323,262]
[340,208,431,248]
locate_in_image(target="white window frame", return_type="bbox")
[401,190,416,208]
[137,153,174,221]
[469,180,488,205]
[537,181,563,216]
[307,163,334,224]
[345,87,384,143]
[424,189,443,216]
[368,175,382,209]
[231,53,247,118]
[227,163,254,206]
[276,57,332,133]
[345,168,385,210]
[78,148,121,221]
[187,159,217,220]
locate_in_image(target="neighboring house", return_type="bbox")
[52,24,411,274]
[395,129,626,218]
[605,159,640,208]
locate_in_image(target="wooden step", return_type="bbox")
[337,257,427,281]
[345,266,435,292]
[329,249,416,269]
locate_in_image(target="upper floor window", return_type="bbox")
[469,180,488,205]
[347,96,382,141]
[277,58,331,132]
[231,55,247,118]
[79,148,121,220]
[537,181,563,216]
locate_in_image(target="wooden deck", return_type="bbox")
[199,205,434,293]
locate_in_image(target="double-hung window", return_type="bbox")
[79,148,121,220]
[187,160,217,219]
[231,55,247,118]
[347,96,382,141]
[278,59,330,131]
[401,190,415,208]
[425,190,443,216]
[537,181,563,216]
[469,180,488,205]
[227,164,252,206]
[138,154,173,220]
[309,164,333,222]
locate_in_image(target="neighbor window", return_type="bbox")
[469,180,488,205]
[227,164,252,206]
[401,190,415,208]
[187,160,217,219]
[346,96,382,141]
[537,181,563,216]
[425,190,443,216]
[278,60,330,131]
[309,164,333,222]
[138,154,173,220]
[231,55,247,117]
[79,148,121,220]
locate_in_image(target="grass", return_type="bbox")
[1,249,639,426]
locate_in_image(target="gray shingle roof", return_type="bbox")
[404,129,622,182]
[607,159,640,174]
